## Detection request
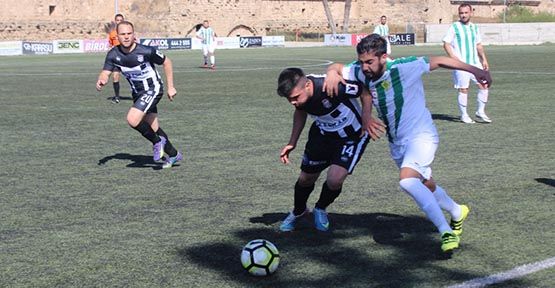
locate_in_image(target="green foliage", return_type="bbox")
[500,5,555,22]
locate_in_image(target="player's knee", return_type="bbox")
[297,173,317,186]
[458,88,469,93]
[126,114,141,128]
[326,179,343,191]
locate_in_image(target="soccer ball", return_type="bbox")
[240,239,280,276]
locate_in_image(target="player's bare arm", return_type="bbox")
[280,109,307,164]
[442,42,457,58]
[360,87,386,141]
[477,43,489,70]
[162,58,177,101]
[430,56,492,87]
[323,63,346,97]
[96,70,112,91]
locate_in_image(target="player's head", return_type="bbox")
[356,34,388,81]
[114,13,124,23]
[277,68,313,108]
[116,21,136,48]
[458,4,473,24]
[203,20,210,28]
[380,15,387,25]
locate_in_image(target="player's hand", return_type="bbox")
[96,79,107,91]
[482,60,489,71]
[167,87,177,101]
[364,117,386,141]
[322,71,345,97]
[280,144,295,164]
[476,69,493,88]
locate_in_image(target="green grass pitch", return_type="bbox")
[0,44,553,287]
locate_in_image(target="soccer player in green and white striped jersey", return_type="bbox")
[196,20,217,69]
[443,4,491,123]
[373,15,391,55]
[324,34,492,253]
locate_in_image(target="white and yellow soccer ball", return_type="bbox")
[240,239,280,276]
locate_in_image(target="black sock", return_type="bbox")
[133,121,160,144]
[113,82,120,97]
[156,127,178,157]
[293,181,315,215]
[315,181,342,210]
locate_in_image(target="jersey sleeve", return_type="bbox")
[341,61,365,83]
[338,80,363,98]
[442,25,455,44]
[474,24,482,44]
[102,50,117,71]
[150,47,166,65]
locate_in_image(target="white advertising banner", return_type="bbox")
[53,40,84,54]
[0,41,23,56]
[324,34,352,46]
[191,37,240,50]
[262,36,285,47]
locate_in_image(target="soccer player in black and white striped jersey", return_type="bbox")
[276,68,385,232]
[96,21,183,168]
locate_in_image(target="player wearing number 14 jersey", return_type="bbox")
[96,20,182,168]
[276,68,385,232]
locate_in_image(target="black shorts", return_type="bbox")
[300,125,369,175]
[132,90,163,114]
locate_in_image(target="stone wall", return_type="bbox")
[0,0,554,41]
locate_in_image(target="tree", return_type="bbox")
[342,0,352,33]
[322,0,337,35]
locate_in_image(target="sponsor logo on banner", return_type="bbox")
[324,34,352,46]
[239,37,262,48]
[22,42,53,55]
[83,39,110,52]
[53,40,83,54]
[140,38,170,50]
[388,33,415,45]
[351,34,368,46]
[168,38,192,49]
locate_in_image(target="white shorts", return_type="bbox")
[452,63,483,89]
[390,134,439,180]
[202,44,216,55]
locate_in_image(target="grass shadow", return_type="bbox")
[431,113,460,122]
[98,153,162,170]
[178,212,487,287]
[105,96,133,101]
[535,178,555,187]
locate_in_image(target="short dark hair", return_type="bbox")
[115,13,124,20]
[356,33,387,57]
[459,3,472,10]
[277,68,305,97]
[116,20,134,33]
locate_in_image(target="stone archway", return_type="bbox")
[226,24,257,37]
[185,23,204,37]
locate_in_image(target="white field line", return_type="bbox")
[0,59,334,76]
[446,256,555,288]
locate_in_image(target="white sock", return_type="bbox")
[210,55,215,66]
[433,185,461,220]
[458,92,469,116]
[400,178,452,234]
[477,89,489,114]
